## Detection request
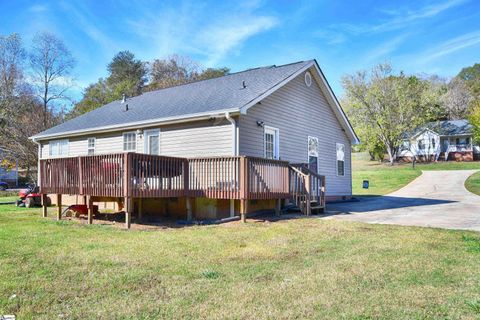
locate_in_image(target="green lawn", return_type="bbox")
[465,171,480,196]
[1,205,480,319]
[352,153,480,196]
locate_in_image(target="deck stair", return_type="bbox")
[288,164,326,215]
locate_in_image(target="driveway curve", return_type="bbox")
[326,170,480,231]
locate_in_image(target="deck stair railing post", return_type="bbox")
[288,164,325,215]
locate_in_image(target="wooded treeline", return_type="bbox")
[342,62,480,164]
[0,32,229,176]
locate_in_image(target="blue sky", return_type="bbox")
[1,0,479,105]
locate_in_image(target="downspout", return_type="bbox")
[225,112,237,218]
[225,112,237,156]
[33,138,42,186]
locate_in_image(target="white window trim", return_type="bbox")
[264,126,280,160]
[49,139,69,158]
[143,129,160,155]
[123,132,137,152]
[87,137,96,156]
[336,142,345,177]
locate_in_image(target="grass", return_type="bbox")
[465,171,480,196]
[1,205,480,319]
[352,153,480,196]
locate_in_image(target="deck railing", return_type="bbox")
[39,153,291,200]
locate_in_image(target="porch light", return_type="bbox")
[256,120,264,127]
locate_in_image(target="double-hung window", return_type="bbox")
[264,126,279,160]
[87,138,95,155]
[49,139,69,157]
[336,143,345,176]
[123,132,136,152]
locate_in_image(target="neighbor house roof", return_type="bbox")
[408,119,473,138]
[31,59,359,143]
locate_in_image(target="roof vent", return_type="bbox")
[125,104,129,111]
[121,93,126,103]
[242,81,247,89]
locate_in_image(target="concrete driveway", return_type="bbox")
[326,170,480,231]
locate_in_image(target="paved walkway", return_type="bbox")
[325,170,480,231]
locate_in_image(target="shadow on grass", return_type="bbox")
[326,196,456,214]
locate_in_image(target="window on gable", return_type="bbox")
[49,139,69,157]
[123,132,136,152]
[336,143,345,176]
[87,138,95,156]
[431,138,436,149]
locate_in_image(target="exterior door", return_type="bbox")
[144,129,160,155]
[264,126,279,159]
[308,136,319,173]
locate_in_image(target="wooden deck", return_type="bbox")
[39,153,325,227]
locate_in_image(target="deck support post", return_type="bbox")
[275,199,282,216]
[125,197,132,229]
[56,194,62,220]
[41,194,48,218]
[229,199,235,218]
[186,197,193,221]
[87,197,93,225]
[240,199,248,223]
[138,198,143,222]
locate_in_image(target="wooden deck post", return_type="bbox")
[56,194,62,220]
[186,197,193,221]
[41,194,48,218]
[87,196,93,225]
[275,199,281,216]
[240,199,248,223]
[138,198,143,222]
[125,197,132,229]
[305,175,311,216]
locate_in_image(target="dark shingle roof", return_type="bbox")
[33,60,313,139]
[409,119,473,137]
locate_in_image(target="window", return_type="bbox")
[304,71,312,87]
[49,139,69,157]
[264,126,279,159]
[336,143,345,176]
[401,140,410,151]
[432,138,436,149]
[418,140,425,150]
[87,138,95,156]
[308,136,319,173]
[467,137,470,144]
[456,138,460,145]
[123,132,136,151]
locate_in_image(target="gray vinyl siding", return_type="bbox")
[40,120,233,159]
[239,69,352,196]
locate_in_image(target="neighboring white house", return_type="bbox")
[399,120,479,162]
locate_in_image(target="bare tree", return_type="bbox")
[29,32,75,128]
[442,78,472,120]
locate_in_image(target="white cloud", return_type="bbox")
[418,30,480,63]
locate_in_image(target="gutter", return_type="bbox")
[225,112,238,156]
[30,108,241,141]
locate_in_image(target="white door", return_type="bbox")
[144,130,160,155]
[264,126,279,160]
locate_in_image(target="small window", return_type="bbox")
[49,139,69,157]
[466,137,470,144]
[432,138,435,149]
[418,140,425,150]
[336,143,345,176]
[87,138,95,156]
[456,138,460,145]
[264,126,279,160]
[123,132,136,152]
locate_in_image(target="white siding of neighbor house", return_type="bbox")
[399,130,440,157]
[239,68,352,197]
[39,120,233,159]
